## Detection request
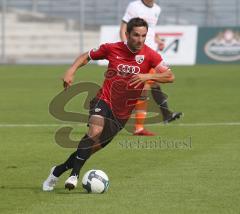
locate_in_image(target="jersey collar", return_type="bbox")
[124,41,141,54]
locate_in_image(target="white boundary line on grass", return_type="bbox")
[0,122,240,128]
[174,122,240,126]
[0,124,82,127]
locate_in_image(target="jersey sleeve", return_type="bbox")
[149,49,163,71]
[122,2,137,23]
[88,43,109,60]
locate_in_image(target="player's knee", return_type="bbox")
[88,125,103,139]
[88,115,104,139]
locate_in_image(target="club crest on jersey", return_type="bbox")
[135,55,145,64]
[92,47,99,52]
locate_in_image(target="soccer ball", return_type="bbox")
[82,169,109,193]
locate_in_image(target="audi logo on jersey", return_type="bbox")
[117,64,140,75]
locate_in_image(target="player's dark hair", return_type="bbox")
[127,17,148,33]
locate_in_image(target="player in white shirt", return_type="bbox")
[120,0,161,51]
[120,0,182,136]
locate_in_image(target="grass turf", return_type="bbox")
[0,64,240,214]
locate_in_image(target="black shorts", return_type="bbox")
[89,98,127,147]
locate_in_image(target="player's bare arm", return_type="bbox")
[155,34,165,51]
[63,52,90,89]
[153,62,175,83]
[119,21,127,42]
[129,69,174,88]
[150,69,175,83]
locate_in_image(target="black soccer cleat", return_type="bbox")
[164,112,183,124]
[65,183,75,191]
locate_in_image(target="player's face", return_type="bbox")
[126,26,148,52]
[143,0,154,6]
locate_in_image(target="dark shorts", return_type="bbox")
[89,98,127,147]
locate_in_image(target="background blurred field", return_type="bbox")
[0,64,240,214]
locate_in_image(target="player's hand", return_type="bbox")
[62,73,74,90]
[155,35,165,51]
[158,40,165,51]
[129,74,151,89]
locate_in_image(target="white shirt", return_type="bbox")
[122,0,161,50]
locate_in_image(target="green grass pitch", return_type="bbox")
[0,64,240,214]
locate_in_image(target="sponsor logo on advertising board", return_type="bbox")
[204,29,240,62]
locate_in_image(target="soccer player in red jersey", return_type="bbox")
[42,18,174,191]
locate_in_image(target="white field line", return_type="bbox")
[174,122,240,126]
[0,122,240,128]
[0,123,85,127]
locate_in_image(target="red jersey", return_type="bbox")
[89,41,162,119]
